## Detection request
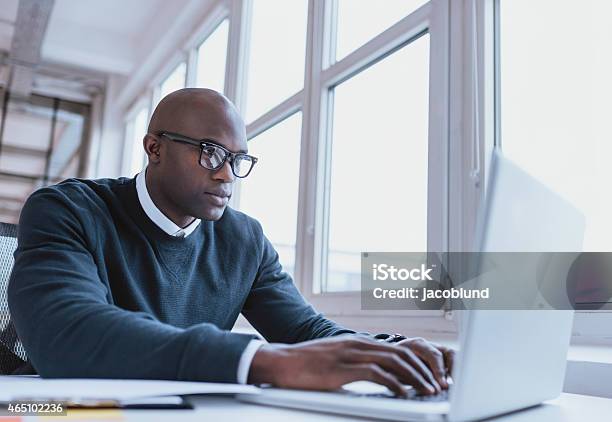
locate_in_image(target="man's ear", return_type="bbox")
[143,134,162,164]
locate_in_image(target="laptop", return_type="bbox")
[237,149,585,421]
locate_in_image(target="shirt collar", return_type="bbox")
[136,168,201,238]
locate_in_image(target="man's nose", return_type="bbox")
[213,160,235,183]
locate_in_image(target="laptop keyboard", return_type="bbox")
[344,388,449,402]
[406,389,450,402]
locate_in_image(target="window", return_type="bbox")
[299,0,448,317]
[48,103,89,181]
[195,19,229,93]
[498,0,612,252]
[335,0,428,60]
[496,0,612,336]
[159,62,187,101]
[120,0,451,331]
[124,107,149,176]
[245,0,308,122]
[238,113,302,277]
[129,62,187,177]
[325,35,430,292]
[0,96,54,179]
[0,95,90,224]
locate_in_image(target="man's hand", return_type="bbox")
[396,337,455,390]
[248,335,449,397]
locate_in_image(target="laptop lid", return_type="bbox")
[448,149,585,422]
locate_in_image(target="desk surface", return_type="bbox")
[13,393,611,421]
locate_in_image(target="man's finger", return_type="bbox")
[344,363,407,398]
[442,347,455,379]
[344,350,436,395]
[429,342,456,379]
[407,339,449,389]
[347,339,440,393]
[395,347,442,393]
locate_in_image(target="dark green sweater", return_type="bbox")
[8,176,353,382]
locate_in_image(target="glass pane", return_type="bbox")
[245,0,308,122]
[335,0,427,61]
[238,113,302,278]
[196,19,229,93]
[1,95,54,170]
[0,95,89,224]
[500,0,612,251]
[48,100,89,181]
[325,35,429,292]
[128,108,149,176]
[0,95,57,181]
[0,95,54,224]
[159,62,186,101]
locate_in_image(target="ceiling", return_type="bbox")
[0,0,190,75]
[0,0,195,224]
[0,1,18,54]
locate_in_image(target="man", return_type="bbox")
[8,88,453,398]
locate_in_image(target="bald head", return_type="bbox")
[142,88,249,223]
[148,88,245,141]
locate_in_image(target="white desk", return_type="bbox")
[16,393,611,421]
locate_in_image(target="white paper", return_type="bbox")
[0,376,261,401]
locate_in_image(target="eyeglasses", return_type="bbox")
[158,131,258,178]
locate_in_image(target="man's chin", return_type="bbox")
[200,205,227,221]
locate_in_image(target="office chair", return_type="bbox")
[0,222,29,374]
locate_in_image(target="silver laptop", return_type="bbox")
[238,149,585,421]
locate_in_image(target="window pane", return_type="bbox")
[196,19,229,93]
[245,0,307,122]
[335,0,427,61]
[159,62,186,101]
[0,95,89,224]
[238,113,302,277]
[325,35,429,292]
[500,0,612,251]
[48,100,90,180]
[128,108,148,176]
[0,95,54,178]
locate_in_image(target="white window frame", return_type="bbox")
[151,58,189,109]
[297,0,450,323]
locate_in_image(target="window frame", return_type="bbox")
[153,60,188,108]
[294,0,450,324]
[184,5,230,91]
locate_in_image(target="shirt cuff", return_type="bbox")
[236,339,265,384]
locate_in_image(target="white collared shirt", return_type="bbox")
[135,168,263,383]
[136,169,201,237]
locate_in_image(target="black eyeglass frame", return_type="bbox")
[158,131,258,178]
